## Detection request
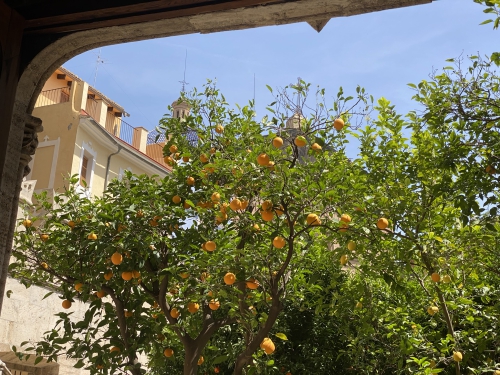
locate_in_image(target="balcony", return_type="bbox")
[34,87,70,108]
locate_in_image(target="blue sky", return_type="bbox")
[64,0,498,134]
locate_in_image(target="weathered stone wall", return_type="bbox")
[0,277,88,375]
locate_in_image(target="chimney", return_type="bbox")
[132,127,148,153]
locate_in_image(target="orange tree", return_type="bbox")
[12,81,372,375]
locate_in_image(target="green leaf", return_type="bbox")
[42,291,53,300]
[74,359,85,368]
[275,333,288,341]
[212,355,229,364]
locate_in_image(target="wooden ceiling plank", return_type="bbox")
[25,0,281,34]
[25,0,210,28]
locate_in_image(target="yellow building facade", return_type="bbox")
[0,67,174,374]
[27,67,170,198]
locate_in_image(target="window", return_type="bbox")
[78,141,97,194]
[118,167,133,181]
[80,155,89,185]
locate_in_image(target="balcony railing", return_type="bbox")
[117,119,134,145]
[34,87,70,108]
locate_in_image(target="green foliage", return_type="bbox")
[13,81,372,375]
[12,59,500,375]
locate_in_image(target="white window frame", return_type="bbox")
[78,141,97,193]
[118,166,133,181]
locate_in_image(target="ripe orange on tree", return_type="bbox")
[257,153,270,166]
[96,290,106,298]
[169,145,178,153]
[197,356,204,365]
[453,352,463,362]
[224,272,236,285]
[486,165,496,174]
[215,124,224,134]
[339,222,349,233]
[333,118,345,131]
[340,214,351,223]
[311,143,322,152]
[340,254,349,265]
[294,136,307,147]
[261,210,274,222]
[209,299,220,310]
[230,198,242,211]
[272,137,283,148]
[211,192,221,203]
[246,278,259,289]
[87,233,97,240]
[186,176,195,185]
[262,200,273,211]
[122,271,133,281]
[172,195,182,204]
[22,219,32,228]
[205,241,216,252]
[163,348,174,357]
[170,308,181,318]
[111,252,123,265]
[306,213,321,226]
[62,300,72,309]
[104,271,113,280]
[260,338,275,354]
[377,218,389,230]
[427,306,439,316]
[431,273,441,282]
[188,302,200,314]
[200,154,209,163]
[240,200,249,210]
[273,236,286,249]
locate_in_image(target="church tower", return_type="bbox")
[171,99,190,120]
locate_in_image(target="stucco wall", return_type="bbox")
[0,277,88,375]
[31,82,81,192]
[72,124,159,197]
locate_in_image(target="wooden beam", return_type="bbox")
[25,0,282,34]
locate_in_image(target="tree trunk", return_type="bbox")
[183,343,201,375]
[233,299,282,375]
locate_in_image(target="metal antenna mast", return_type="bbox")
[289,77,303,112]
[93,48,105,87]
[179,50,189,92]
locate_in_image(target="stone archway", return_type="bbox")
[0,0,433,314]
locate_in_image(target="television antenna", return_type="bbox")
[93,48,107,87]
[180,50,189,92]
